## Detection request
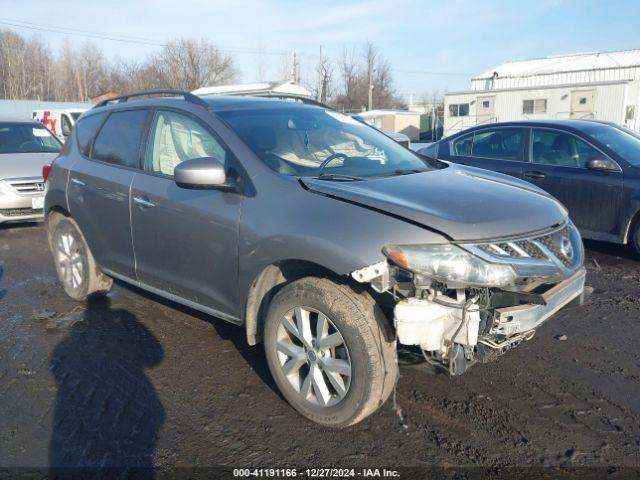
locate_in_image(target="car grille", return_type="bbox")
[466,224,582,276]
[0,207,43,217]
[3,177,46,195]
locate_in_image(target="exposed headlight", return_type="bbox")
[383,244,517,287]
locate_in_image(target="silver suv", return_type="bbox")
[0,119,61,224]
[45,90,587,427]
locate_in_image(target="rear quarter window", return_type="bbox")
[75,113,107,157]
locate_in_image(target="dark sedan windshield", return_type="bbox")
[581,123,640,166]
[219,107,428,178]
[0,122,62,154]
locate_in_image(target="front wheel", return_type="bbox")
[50,215,113,301]
[263,277,398,427]
[633,221,640,257]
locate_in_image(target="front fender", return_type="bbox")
[237,188,449,308]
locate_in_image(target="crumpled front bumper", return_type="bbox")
[489,267,587,338]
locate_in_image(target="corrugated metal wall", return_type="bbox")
[472,66,640,91]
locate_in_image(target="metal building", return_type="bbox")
[443,49,640,136]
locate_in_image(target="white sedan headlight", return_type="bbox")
[383,243,517,287]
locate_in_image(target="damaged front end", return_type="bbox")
[351,221,587,375]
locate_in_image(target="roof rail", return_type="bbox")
[93,89,209,109]
[238,92,331,109]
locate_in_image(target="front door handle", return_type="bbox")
[524,171,546,179]
[133,196,155,209]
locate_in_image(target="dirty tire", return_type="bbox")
[264,277,398,427]
[49,214,113,301]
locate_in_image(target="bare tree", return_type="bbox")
[331,42,402,112]
[149,38,236,90]
[0,30,54,100]
[311,47,333,103]
[0,30,401,110]
[0,31,237,101]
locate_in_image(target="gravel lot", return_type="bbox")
[1,222,640,473]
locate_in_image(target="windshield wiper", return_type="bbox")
[393,168,429,175]
[315,173,365,181]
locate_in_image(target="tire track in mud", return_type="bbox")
[1,226,640,468]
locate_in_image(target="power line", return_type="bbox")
[393,68,472,77]
[0,17,294,56]
[0,17,474,78]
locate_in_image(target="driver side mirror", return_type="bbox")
[585,158,620,172]
[174,157,231,190]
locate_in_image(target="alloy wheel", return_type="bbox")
[275,306,351,407]
[56,231,84,290]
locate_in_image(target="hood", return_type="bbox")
[0,152,58,179]
[301,164,567,242]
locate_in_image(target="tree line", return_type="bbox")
[0,28,404,110]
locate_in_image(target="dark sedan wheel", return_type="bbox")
[264,277,398,427]
[633,221,640,257]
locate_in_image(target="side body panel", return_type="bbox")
[131,173,242,317]
[236,174,450,318]
[66,157,137,278]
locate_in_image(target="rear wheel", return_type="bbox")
[50,215,112,301]
[263,277,397,427]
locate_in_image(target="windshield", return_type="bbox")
[219,107,428,178]
[70,112,83,121]
[581,123,640,166]
[0,122,62,154]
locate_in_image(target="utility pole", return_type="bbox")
[291,52,300,84]
[367,43,374,110]
[317,45,323,102]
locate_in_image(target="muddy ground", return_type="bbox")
[1,222,639,474]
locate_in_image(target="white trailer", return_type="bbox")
[443,49,640,136]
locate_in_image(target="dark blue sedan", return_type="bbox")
[421,120,640,253]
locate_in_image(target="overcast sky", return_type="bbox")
[1,0,640,100]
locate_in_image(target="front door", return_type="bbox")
[570,90,596,119]
[525,127,623,237]
[131,109,242,319]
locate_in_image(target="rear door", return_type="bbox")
[130,108,242,319]
[524,127,623,237]
[445,127,527,179]
[67,109,149,278]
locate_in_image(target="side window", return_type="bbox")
[61,114,73,137]
[146,110,227,177]
[449,104,469,117]
[451,133,473,156]
[471,128,524,161]
[531,129,602,168]
[92,110,148,168]
[75,113,106,157]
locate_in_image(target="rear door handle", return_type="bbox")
[524,171,546,179]
[70,178,85,186]
[133,196,155,208]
